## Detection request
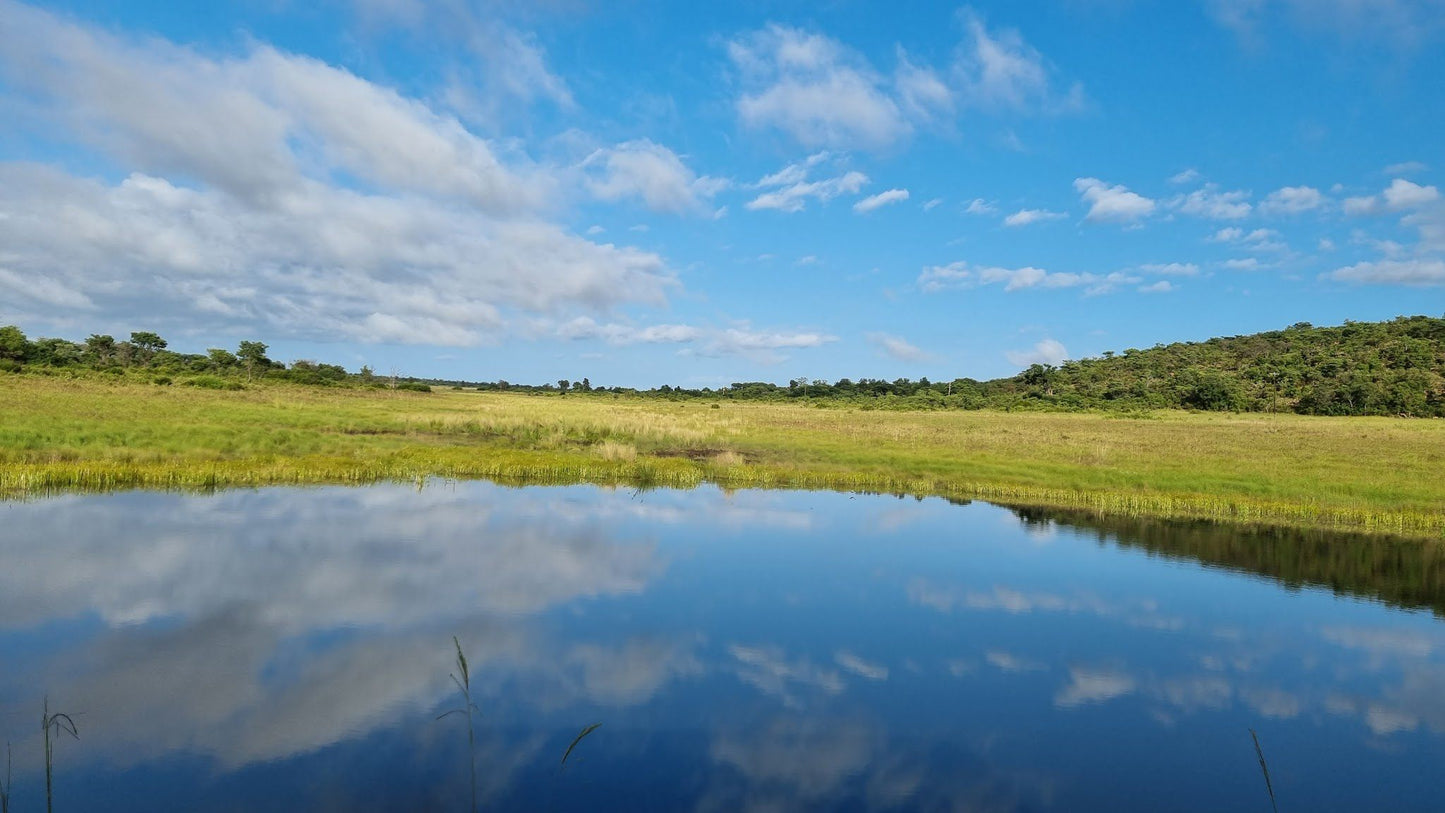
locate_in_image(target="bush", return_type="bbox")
[183,375,243,391]
[395,381,432,393]
[153,376,173,386]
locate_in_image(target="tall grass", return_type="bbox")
[3,377,1443,537]
[41,699,78,813]
[1251,728,1279,813]
[437,637,479,813]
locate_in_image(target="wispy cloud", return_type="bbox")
[853,188,910,213]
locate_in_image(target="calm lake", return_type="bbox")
[2,482,1443,811]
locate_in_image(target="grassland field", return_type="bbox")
[2,374,1443,538]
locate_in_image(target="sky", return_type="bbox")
[0,0,1442,387]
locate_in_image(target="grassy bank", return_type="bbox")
[2,375,1443,537]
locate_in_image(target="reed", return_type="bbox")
[3,376,1443,538]
[41,699,78,813]
[437,637,479,813]
[1,741,10,813]
[1251,728,1279,813]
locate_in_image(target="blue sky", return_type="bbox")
[1,0,1442,386]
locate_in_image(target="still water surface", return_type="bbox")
[1,482,1443,811]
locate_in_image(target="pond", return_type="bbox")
[1,482,1443,811]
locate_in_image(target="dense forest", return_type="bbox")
[2,316,1443,416]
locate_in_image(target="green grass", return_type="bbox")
[2,374,1444,537]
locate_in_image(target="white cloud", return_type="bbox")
[922,197,944,211]
[1055,667,1137,709]
[965,198,997,215]
[1138,280,1174,293]
[1325,258,1445,286]
[348,0,574,127]
[1169,168,1201,185]
[1210,226,1287,252]
[1384,178,1441,209]
[1003,208,1067,227]
[747,154,869,213]
[1261,185,1326,215]
[0,3,674,345]
[556,318,702,346]
[834,651,889,681]
[1342,178,1441,215]
[953,10,1086,113]
[853,188,910,213]
[727,13,1083,150]
[1139,262,1200,276]
[1170,185,1253,220]
[728,25,910,150]
[1005,338,1069,368]
[893,47,954,123]
[1223,258,1264,270]
[866,332,930,362]
[1209,0,1445,46]
[1074,177,1156,224]
[1384,161,1428,176]
[583,139,727,214]
[919,261,1136,295]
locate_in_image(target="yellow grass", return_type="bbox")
[1,374,1442,537]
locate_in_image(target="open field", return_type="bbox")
[2,374,1443,537]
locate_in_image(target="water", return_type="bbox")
[1,482,1443,811]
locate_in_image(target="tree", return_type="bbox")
[557,379,571,393]
[237,341,270,380]
[0,325,32,363]
[129,331,167,353]
[84,334,116,363]
[207,348,238,368]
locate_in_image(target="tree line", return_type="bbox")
[2,316,1442,415]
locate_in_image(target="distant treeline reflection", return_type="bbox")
[1010,505,1445,617]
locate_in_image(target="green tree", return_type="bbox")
[0,325,32,363]
[207,348,238,368]
[237,341,270,380]
[84,334,116,364]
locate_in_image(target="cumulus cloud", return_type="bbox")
[1261,185,1326,215]
[853,188,910,213]
[727,13,1083,150]
[1074,177,1156,224]
[556,318,703,346]
[557,317,837,362]
[1343,178,1441,215]
[1005,338,1069,368]
[1169,185,1253,220]
[728,25,911,150]
[1138,280,1174,293]
[747,153,869,212]
[583,139,728,214]
[1210,227,1288,252]
[919,261,1136,295]
[0,2,673,345]
[1003,208,1067,227]
[1055,667,1137,709]
[1169,168,1201,185]
[1324,258,1445,286]
[866,332,930,362]
[1138,262,1200,276]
